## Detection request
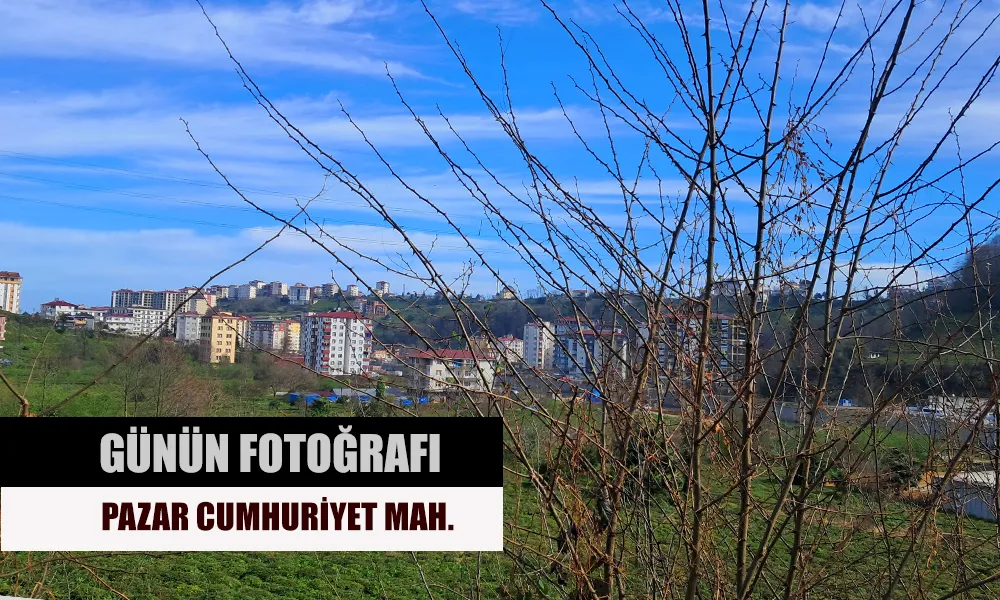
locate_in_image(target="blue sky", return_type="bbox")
[3,0,1000,312]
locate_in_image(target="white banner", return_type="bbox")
[0,487,503,551]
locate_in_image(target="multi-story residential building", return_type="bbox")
[227,284,240,299]
[289,283,312,306]
[375,281,391,296]
[250,280,267,291]
[0,271,22,314]
[301,311,372,375]
[345,284,361,298]
[210,285,230,299]
[111,289,183,331]
[321,283,340,298]
[0,314,7,343]
[103,311,134,334]
[553,317,629,380]
[199,311,250,364]
[268,281,289,297]
[40,299,81,320]
[404,349,497,393]
[497,335,524,364]
[174,313,203,344]
[311,286,323,299]
[638,312,748,382]
[249,318,302,353]
[235,284,257,301]
[106,306,168,337]
[181,293,211,315]
[467,335,499,360]
[523,320,555,370]
[358,299,389,318]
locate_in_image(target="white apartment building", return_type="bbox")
[268,281,289,297]
[345,284,361,297]
[0,271,22,314]
[523,320,555,370]
[235,284,258,301]
[249,318,301,353]
[228,284,240,298]
[375,281,390,296]
[174,313,203,344]
[289,283,312,306]
[404,349,497,393]
[497,335,525,364]
[107,306,168,337]
[321,283,340,298]
[301,311,372,375]
[103,311,134,334]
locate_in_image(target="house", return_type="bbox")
[0,314,6,344]
[40,299,81,320]
[404,349,497,393]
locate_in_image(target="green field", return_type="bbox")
[4,315,1000,599]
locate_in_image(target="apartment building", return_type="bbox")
[523,320,555,370]
[375,281,390,296]
[249,318,302,353]
[268,281,289,297]
[40,299,81,320]
[103,311,134,334]
[301,311,372,375]
[345,284,361,298]
[638,312,748,381]
[209,285,230,299]
[106,306,168,337]
[404,349,497,393]
[497,335,525,364]
[234,284,258,301]
[199,311,250,364]
[0,271,22,314]
[358,299,389,318]
[174,313,203,344]
[289,283,312,306]
[553,317,629,380]
[0,314,7,343]
[110,289,184,330]
[321,283,340,298]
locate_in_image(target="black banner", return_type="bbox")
[0,417,503,488]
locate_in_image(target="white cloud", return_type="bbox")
[450,0,538,24]
[0,0,417,77]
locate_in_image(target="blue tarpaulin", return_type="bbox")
[359,395,371,403]
[400,398,413,406]
[418,397,429,404]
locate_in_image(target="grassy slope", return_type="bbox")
[3,319,1000,598]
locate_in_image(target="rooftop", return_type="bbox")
[313,311,367,320]
[41,299,79,308]
[0,271,22,279]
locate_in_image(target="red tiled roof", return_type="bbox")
[0,271,22,278]
[41,299,79,308]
